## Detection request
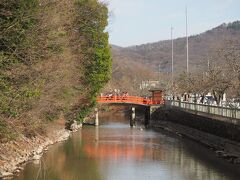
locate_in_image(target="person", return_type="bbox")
[107,93,113,100]
[122,92,126,100]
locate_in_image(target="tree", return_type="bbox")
[220,40,240,97]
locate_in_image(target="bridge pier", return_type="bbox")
[144,107,150,126]
[95,108,99,126]
[130,107,136,127]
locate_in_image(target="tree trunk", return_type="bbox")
[213,90,220,105]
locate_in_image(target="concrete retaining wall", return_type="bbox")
[150,106,240,142]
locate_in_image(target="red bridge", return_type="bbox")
[97,95,164,106]
[95,90,164,126]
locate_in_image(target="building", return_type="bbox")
[140,80,160,90]
[149,89,164,102]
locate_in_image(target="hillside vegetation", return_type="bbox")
[109,21,240,95]
[0,0,111,142]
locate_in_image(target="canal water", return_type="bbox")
[14,116,240,180]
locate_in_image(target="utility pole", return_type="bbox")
[208,57,210,71]
[171,26,174,87]
[186,6,189,74]
[158,63,161,83]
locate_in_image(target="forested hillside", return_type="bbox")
[109,21,240,94]
[0,0,111,141]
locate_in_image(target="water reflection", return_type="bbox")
[14,122,239,180]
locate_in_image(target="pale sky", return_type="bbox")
[106,0,240,47]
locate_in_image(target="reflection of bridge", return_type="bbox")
[84,144,144,160]
[97,96,164,106]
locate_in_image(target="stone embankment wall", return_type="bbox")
[0,121,82,179]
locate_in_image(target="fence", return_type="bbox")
[166,100,240,120]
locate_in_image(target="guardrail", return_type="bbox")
[97,96,164,105]
[166,100,240,120]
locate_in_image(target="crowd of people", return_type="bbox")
[101,89,129,99]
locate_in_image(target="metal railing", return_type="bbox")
[166,100,240,120]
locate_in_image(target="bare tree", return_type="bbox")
[220,40,240,97]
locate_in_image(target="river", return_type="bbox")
[13,114,240,180]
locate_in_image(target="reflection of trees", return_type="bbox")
[15,131,103,180]
[41,135,102,180]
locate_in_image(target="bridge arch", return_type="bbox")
[95,103,150,127]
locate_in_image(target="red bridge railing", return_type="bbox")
[97,96,164,105]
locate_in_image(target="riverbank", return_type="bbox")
[0,1,111,178]
[150,120,240,165]
[0,119,82,179]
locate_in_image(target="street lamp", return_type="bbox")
[171,26,174,87]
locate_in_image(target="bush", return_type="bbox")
[0,0,40,118]
[0,119,16,142]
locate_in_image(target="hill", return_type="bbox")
[108,21,240,94]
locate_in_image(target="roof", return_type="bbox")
[148,88,163,92]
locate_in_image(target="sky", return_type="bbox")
[105,0,240,47]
